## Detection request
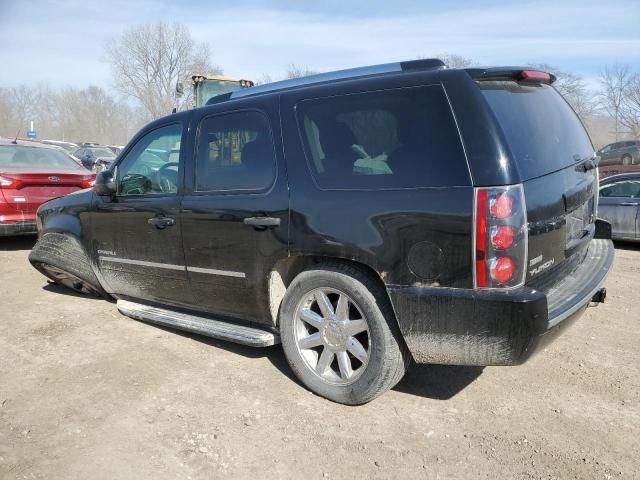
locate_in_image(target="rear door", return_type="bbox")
[181,99,288,324]
[598,178,640,240]
[91,121,193,307]
[478,81,598,284]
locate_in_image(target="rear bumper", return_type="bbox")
[0,220,37,236]
[388,239,615,366]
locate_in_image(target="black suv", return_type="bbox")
[30,59,614,404]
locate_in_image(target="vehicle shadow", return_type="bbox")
[393,363,484,400]
[140,323,296,378]
[614,240,640,251]
[135,322,482,401]
[42,281,109,301]
[0,236,36,251]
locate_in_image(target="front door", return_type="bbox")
[599,177,640,240]
[91,121,193,307]
[181,103,288,324]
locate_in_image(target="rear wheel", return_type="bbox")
[29,233,108,298]
[279,263,409,404]
[622,154,632,165]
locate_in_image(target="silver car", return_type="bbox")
[599,173,640,241]
[597,140,640,166]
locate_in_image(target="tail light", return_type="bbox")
[0,175,23,189]
[81,176,96,189]
[474,184,527,289]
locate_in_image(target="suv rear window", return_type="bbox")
[296,85,470,189]
[480,82,593,180]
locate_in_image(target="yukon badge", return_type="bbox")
[529,257,555,276]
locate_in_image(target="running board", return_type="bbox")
[117,300,280,347]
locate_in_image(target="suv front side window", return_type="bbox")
[116,123,183,196]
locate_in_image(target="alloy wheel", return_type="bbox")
[294,288,370,385]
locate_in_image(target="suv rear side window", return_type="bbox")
[195,111,275,192]
[296,85,469,189]
[480,82,593,180]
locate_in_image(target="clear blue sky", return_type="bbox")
[1,0,639,91]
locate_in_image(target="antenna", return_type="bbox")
[11,130,21,144]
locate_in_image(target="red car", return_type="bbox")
[0,138,96,236]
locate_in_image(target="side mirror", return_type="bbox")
[95,169,117,196]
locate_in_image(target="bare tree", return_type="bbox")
[254,73,274,86]
[529,63,596,124]
[105,22,221,119]
[285,64,319,79]
[0,82,144,145]
[433,53,476,68]
[599,65,633,140]
[620,73,640,138]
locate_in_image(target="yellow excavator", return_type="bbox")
[178,75,255,108]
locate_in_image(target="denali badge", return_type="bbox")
[529,254,543,267]
[48,176,60,181]
[97,249,116,256]
[529,258,555,276]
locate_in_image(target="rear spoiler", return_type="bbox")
[465,67,557,84]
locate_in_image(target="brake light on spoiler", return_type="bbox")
[474,185,528,289]
[474,68,556,85]
[519,70,552,83]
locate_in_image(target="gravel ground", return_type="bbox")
[0,237,638,479]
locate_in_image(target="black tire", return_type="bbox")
[622,154,632,165]
[29,233,109,298]
[279,263,410,405]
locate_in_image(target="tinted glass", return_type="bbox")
[296,85,469,189]
[89,148,116,158]
[117,123,182,196]
[195,111,275,192]
[0,145,83,169]
[599,179,640,198]
[480,82,593,180]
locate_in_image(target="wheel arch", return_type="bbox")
[267,254,392,326]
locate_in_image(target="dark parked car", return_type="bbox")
[73,147,116,171]
[598,173,640,241]
[29,60,613,404]
[0,138,95,236]
[597,140,640,166]
[40,140,80,155]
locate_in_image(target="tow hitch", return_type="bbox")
[591,288,607,304]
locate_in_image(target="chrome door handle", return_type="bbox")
[243,217,280,228]
[620,202,639,206]
[148,216,176,229]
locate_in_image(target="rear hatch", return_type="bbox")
[0,168,93,212]
[478,77,597,287]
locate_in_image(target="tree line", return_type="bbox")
[0,23,638,148]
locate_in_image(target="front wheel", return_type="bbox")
[622,154,632,165]
[279,263,409,405]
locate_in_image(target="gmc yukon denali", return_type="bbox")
[29,59,614,404]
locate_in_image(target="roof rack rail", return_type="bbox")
[206,58,446,105]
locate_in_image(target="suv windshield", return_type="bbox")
[480,82,593,180]
[0,145,83,169]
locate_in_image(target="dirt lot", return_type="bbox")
[0,238,638,479]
